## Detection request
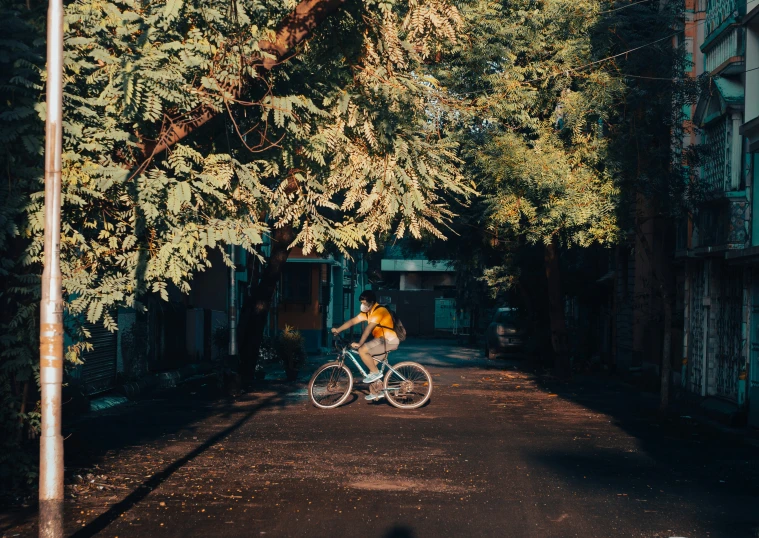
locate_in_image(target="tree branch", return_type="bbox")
[140,0,346,161]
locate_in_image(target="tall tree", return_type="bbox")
[0,0,471,486]
[435,0,621,376]
[434,0,696,383]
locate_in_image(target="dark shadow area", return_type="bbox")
[527,447,758,538]
[339,392,359,406]
[530,373,759,537]
[372,397,431,409]
[383,524,416,538]
[66,383,294,538]
[0,507,36,535]
[0,379,303,536]
[62,380,299,469]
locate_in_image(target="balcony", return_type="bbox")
[694,78,744,193]
[703,26,746,74]
[690,197,749,251]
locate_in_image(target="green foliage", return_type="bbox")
[0,6,45,491]
[591,0,700,218]
[427,0,693,298]
[0,0,469,489]
[439,0,622,249]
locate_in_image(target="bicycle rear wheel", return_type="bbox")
[309,362,353,409]
[383,361,432,409]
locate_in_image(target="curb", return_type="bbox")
[87,364,217,414]
[118,363,215,400]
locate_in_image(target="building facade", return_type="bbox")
[678,0,758,425]
[272,247,344,353]
[376,245,466,337]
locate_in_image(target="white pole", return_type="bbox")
[39,0,65,534]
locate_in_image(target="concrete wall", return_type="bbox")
[373,289,457,336]
[399,272,455,290]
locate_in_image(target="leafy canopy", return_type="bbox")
[0,0,469,487]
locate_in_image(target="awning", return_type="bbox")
[694,77,744,127]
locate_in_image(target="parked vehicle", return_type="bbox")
[484,307,526,359]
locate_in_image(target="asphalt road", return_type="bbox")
[2,340,758,538]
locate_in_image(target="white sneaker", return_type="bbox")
[362,371,383,384]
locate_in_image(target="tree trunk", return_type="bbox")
[654,217,675,411]
[468,308,478,346]
[634,210,675,410]
[238,224,296,383]
[544,237,571,378]
[660,291,672,411]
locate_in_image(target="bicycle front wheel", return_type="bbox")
[309,362,353,409]
[383,362,432,409]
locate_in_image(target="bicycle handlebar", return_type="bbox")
[332,332,353,350]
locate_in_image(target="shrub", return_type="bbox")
[275,326,306,380]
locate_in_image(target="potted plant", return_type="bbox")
[276,326,307,382]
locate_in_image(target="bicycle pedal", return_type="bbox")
[369,380,383,395]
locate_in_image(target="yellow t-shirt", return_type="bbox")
[363,304,397,339]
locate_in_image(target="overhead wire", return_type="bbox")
[447,31,679,98]
[599,0,653,14]
[446,10,755,99]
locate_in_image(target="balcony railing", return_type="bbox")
[704,26,745,73]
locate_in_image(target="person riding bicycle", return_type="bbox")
[331,290,399,400]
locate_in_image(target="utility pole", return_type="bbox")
[39,0,64,533]
[349,256,357,336]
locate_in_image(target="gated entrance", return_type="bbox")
[434,298,470,335]
[80,322,118,395]
[689,262,708,396]
[750,273,759,427]
[715,266,743,402]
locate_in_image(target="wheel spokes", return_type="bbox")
[312,366,351,407]
[386,365,430,405]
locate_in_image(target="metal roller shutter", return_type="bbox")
[81,323,118,395]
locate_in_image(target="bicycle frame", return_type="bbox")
[337,347,408,383]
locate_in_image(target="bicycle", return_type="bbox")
[308,334,433,410]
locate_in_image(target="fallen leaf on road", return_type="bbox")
[451,384,460,387]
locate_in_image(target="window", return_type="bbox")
[702,118,729,192]
[281,264,312,303]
